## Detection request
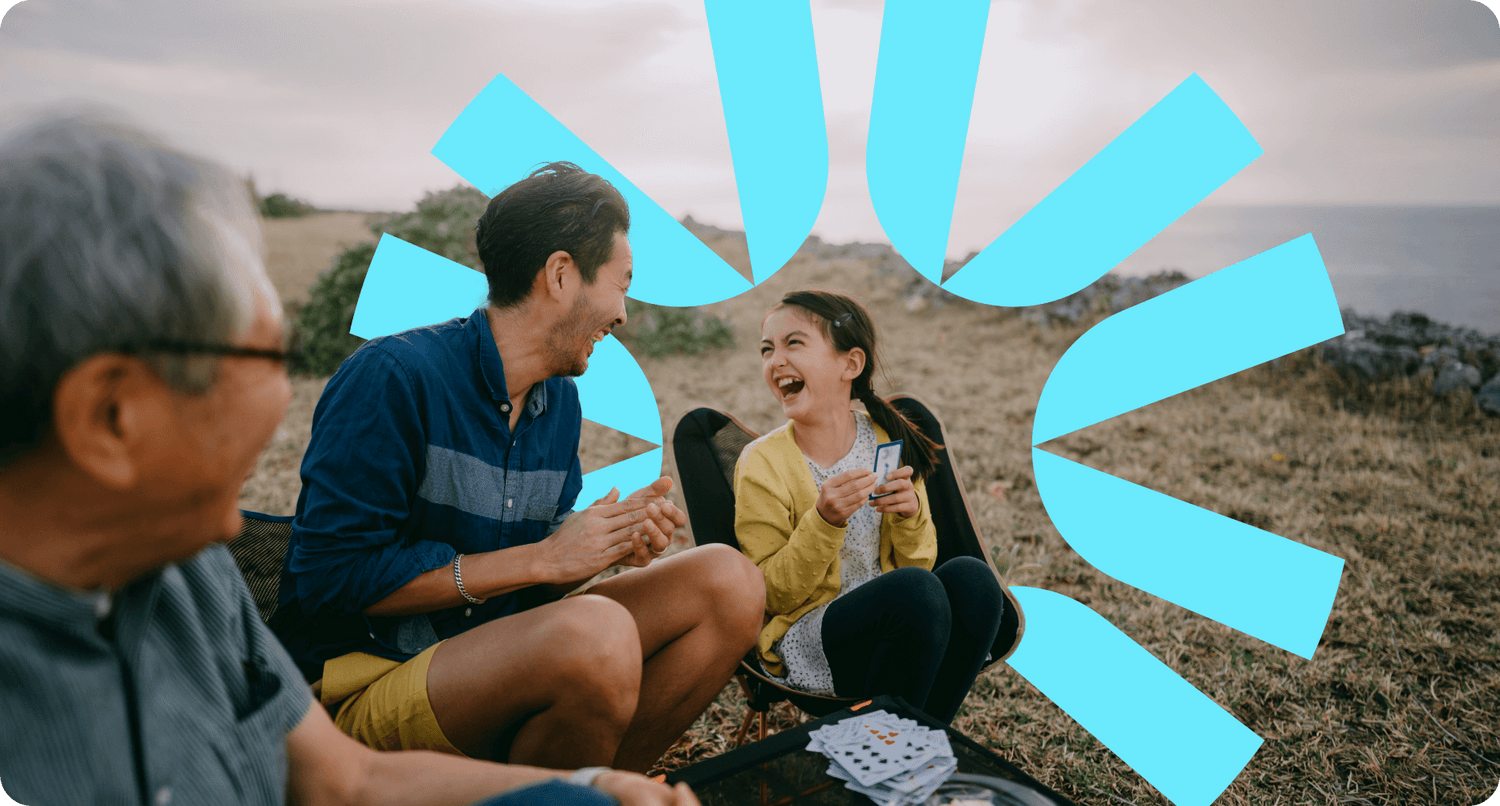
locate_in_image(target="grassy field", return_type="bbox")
[244,214,1500,806]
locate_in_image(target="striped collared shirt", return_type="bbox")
[276,307,584,679]
[0,545,312,806]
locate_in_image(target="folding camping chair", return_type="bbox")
[227,511,293,623]
[671,394,1025,746]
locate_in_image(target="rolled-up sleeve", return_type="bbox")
[287,345,459,618]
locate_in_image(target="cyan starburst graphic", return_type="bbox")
[350,3,1350,804]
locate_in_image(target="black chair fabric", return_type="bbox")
[671,395,1025,717]
[228,511,293,623]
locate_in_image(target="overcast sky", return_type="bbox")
[1,0,1497,259]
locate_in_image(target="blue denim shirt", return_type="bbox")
[274,307,583,679]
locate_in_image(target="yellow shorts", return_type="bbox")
[320,643,463,755]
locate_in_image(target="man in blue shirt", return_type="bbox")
[0,115,697,805]
[277,163,765,772]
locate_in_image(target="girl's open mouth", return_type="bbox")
[777,377,805,399]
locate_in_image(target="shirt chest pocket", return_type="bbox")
[509,468,568,523]
[204,654,292,805]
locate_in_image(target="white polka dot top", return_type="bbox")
[769,411,882,695]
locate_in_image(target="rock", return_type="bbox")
[1477,375,1500,415]
[1433,361,1482,395]
[1420,344,1461,371]
[1319,338,1421,381]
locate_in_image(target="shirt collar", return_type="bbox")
[0,554,119,633]
[471,305,548,415]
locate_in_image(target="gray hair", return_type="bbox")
[0,111,276,468]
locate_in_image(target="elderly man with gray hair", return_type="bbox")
[0,113,697,806]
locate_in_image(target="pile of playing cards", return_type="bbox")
[806,710,957,804]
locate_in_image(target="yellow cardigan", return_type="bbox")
[732,417,936,678]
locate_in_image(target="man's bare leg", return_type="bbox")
[425,594,642,767]
[587,544,765,772]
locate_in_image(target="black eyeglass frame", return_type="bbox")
[119,341,303,366]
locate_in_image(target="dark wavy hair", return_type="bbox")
[475,162,630,309]
[774,290,941,481]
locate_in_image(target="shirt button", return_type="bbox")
[500,402,511,413]
[155,787,172,806]
[368,632,377,640]
[506,499,513,509]
[464,608,473,617]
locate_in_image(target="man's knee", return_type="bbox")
[680,544,765,638]
[545,595,642,717]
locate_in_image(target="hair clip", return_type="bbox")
[832,313,853,328]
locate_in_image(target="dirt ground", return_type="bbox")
[244,217,1500,806]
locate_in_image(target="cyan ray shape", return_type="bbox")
[578,448,664,512]
[1006,587,1263,806]
[350,234,487,340]
[350,234,663,448]
[705,1,827,285]
[943,74,1263,306]
[1032,448,1344,658]
[1032,234,1344,445]
[430,73,751,307]
[573,335,662,446]
[866,0,989,284]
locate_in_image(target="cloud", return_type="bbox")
[2,0,1495,248]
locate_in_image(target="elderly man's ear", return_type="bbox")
[50,355,170,490]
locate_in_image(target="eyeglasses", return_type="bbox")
[120,340,303,368]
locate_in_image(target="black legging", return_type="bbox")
[821,557,1003,723]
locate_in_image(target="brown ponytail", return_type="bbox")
[775,290,942,481]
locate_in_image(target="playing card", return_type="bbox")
[811,710,957,798]
[885,755,957,793]
[870,440,903,499]
[826,737,905,786]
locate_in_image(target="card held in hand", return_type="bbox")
[870,440,903,499]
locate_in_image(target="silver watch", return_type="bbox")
[567,767,612,788]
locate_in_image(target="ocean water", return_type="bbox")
[1111,205,1500,335]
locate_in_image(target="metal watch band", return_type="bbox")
[567,767,612,788]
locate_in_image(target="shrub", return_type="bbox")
[259,192,315,218]
[616,299,735,359]
[295,242,376,375]
[294,185,489,375]
[294,183,734,374]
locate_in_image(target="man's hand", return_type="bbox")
[871,465,920,519]
[612,476,689,568]
[594,771,701,805]
[535,489,657,583]
[815,468,878,527]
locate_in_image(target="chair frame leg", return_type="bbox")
[733,706,761,748]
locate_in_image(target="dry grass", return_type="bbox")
[244,221,1500,805]
[260,211,379,307]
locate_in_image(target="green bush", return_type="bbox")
[259,192,315,218]
[294,183,733,374]
[617,299,735,359]
[295,186,490,375]
[295,242,376,375]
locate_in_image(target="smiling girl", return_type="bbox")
[732,290,1004,723]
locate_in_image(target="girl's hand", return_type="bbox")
[871,466,919,519]
[816,468,877,527]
